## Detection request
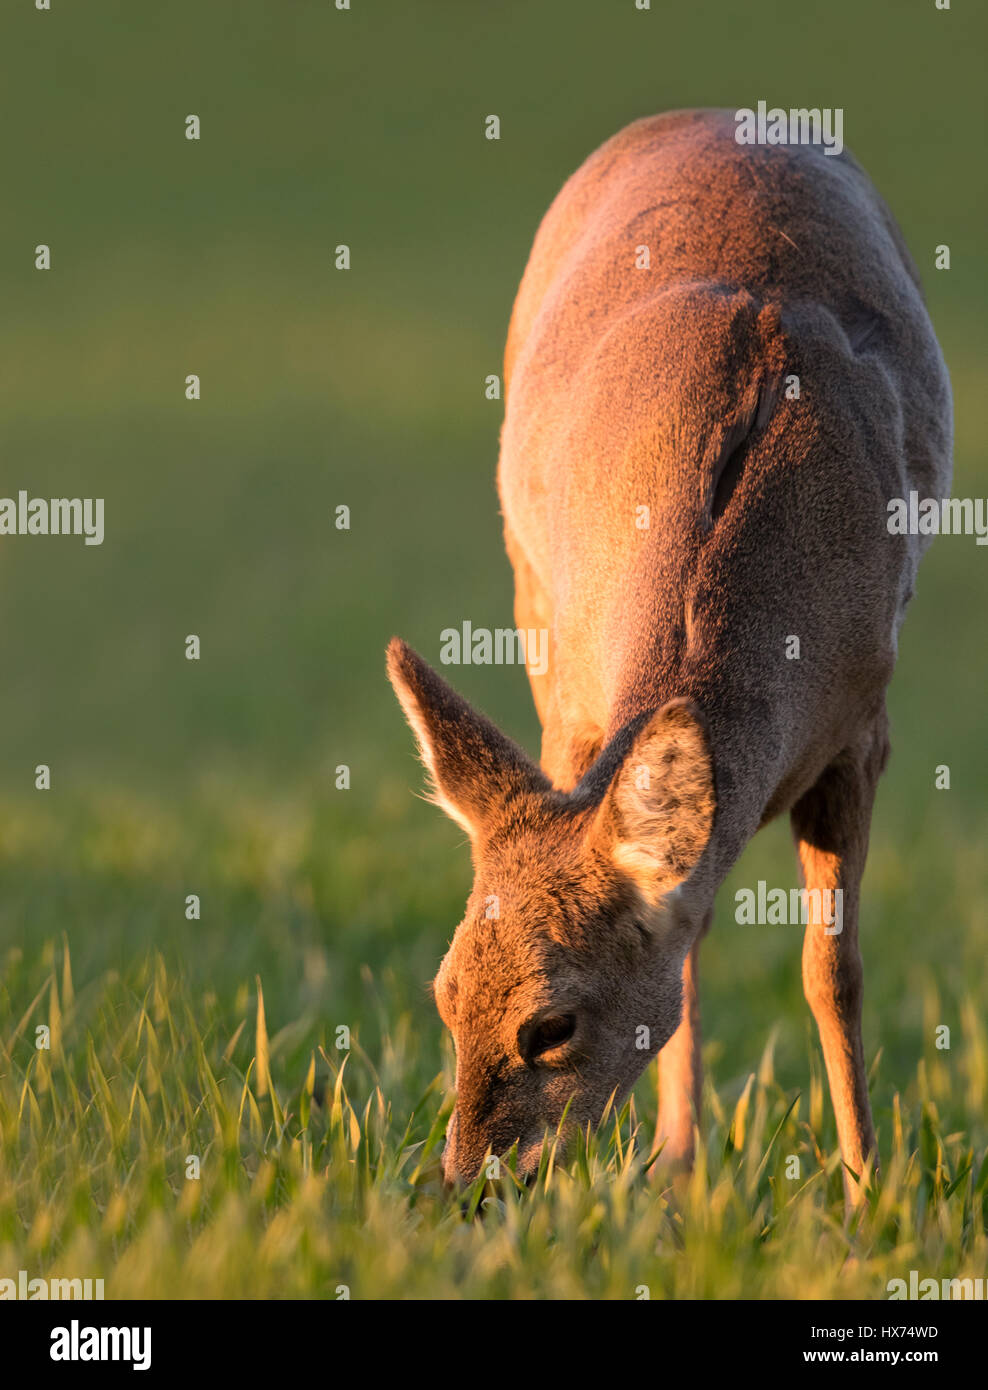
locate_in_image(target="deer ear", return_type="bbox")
[597,699,715,905]
[386,637,549,839]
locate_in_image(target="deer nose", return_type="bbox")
[440,1111,460,1189]
[440,1155,458,1192]
[439,1111,494,1193]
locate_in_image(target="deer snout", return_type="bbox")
[441,1105,562,1189]
[440,1108,520,1188]
[440,1111,505,1188]
[439,1108,467,1189]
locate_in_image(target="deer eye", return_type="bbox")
[523,1014,576,1063]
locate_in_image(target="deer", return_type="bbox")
[387,109,952,1206]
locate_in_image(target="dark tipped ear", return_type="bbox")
[596,699,715,905]
[386,637,549,838]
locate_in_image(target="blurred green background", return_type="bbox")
[0,0,984,1107]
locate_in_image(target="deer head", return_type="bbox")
[387,637,715,1183]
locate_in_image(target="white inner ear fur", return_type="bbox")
[391,678,477,838]
[608,705,715,903]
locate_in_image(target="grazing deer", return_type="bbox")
[387,109,952,1203]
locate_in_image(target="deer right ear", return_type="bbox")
[596,699,716,906]
[386,637,549,839]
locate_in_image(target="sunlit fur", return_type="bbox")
[389,109,952,1199]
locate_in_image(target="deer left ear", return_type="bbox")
[386,636,550,840]
[597,699,715,905]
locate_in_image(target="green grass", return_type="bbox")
[1,789,985,1299]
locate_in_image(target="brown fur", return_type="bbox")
[387,109,952,1202]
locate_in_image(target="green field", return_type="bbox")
[0,1,985,1298]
